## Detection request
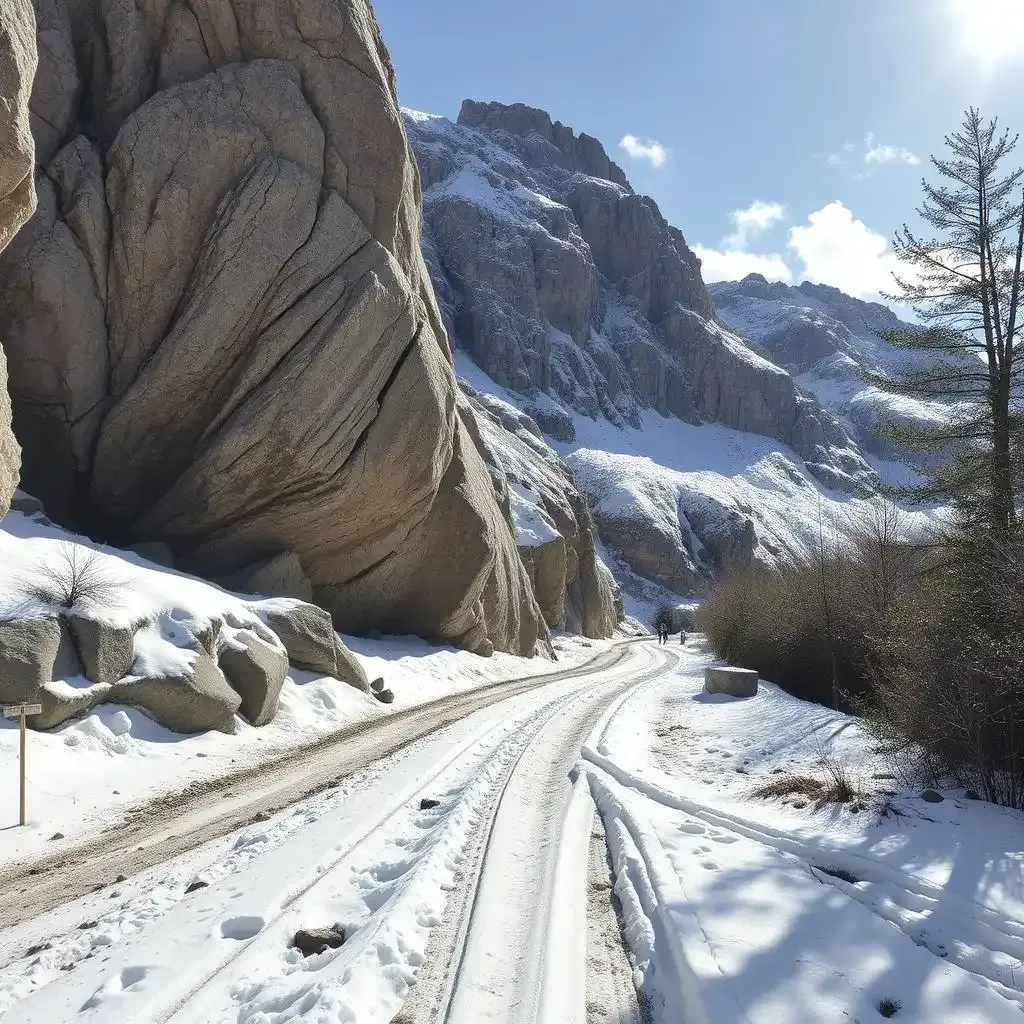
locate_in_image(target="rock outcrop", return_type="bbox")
[406,103,875,493]
[0,557,384,732]
[0,0,36,519]
[710,275,970,472]
[460,382,619,637]
[0,0,549,656]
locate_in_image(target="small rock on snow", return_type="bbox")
[293,926,346,956]
[49,832,64,840]
[185,879,209,894]
[376,688,395,704]
[419,798,440,810]
[920,789,944,803]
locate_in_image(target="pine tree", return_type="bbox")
[871,108,1024,542]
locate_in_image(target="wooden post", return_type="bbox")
[3,704,42,826]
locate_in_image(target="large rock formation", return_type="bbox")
[711,274,966,470]
[0,1,552,655]
[0,0,36,518]
[406,103,875,492]
[405,101,878,600]
[460,381,619,637]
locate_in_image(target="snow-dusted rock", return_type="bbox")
[218,629,289,727]
[406,101,875,493]
[254,601,341,679]
[119,652,241,735]
[0,616,64,699]
[67,613,135,684]
[254,599,371,691]
[704,666,758,697]
[0,0,547,657]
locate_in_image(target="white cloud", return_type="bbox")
[865,143,921,165]
[787,200,901,298]
[693,244,793,284]
[863,130,920,165]
[827,153,842,166]
[618,134,668,168]
[724,200,786,249]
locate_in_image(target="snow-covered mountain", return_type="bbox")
[406,101,925,617]
[710,275,959,480]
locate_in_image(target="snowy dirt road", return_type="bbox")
[0,641,636,933]
[0,640,674,1022]
[4,639,1018,1023]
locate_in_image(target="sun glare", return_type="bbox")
[951,0,1024,66]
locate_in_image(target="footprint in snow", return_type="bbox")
[710,833,739,844]
[700,859,720,871]
[679,821,706,835]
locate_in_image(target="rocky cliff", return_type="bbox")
[0,1,559,656]
[407,103,875,494]
[0,0,36,518]
[405,101,880,602]
[711,275,963,472]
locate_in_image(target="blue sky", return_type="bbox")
[376,0,1024,301]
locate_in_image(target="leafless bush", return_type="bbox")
[698,498,928,710]
[20,542,128,613]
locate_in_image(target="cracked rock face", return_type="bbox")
[0,0,37,517]
[0,0,549,655]
[406,101,875,491]
[460,381,619,638]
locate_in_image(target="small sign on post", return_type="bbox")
[3,704,41,826]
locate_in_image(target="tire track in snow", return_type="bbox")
[0,641,636,932]
[582,748,1024,1008]
[398,645,680,1024]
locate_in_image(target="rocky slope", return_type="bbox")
[0,0,36,519]
[0,0,576,657]
[408,103,874,493]
[0,503,383,732]
[406,102,886,605]
[711,275,960,475]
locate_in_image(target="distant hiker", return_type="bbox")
[680,630,687,646]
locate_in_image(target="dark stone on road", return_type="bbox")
[293,926,346,956]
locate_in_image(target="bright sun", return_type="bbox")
[952,0,1024,65]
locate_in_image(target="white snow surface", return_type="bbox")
[4,642,1021,1022]
[0,509,605,865]
[579,642,1024,1022]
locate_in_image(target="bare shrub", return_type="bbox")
[20,542,128,613]
[817,749,860,805]
[698,498,927,710]
[865,537,1024,810]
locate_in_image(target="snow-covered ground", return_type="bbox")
[583,641,1024,1023]
[456,350,935,596]
[3,640,1020,1023]
[0,641,667,1022]
[0,506,608,866]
